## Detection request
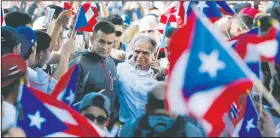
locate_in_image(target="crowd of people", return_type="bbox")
[1,1,280,137]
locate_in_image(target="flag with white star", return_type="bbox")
[165,7,254,137]
[51,65,79,109]
[179,1,223,25]
[232,95,261,137]
[17,85,103,137]
[74,2,98,32]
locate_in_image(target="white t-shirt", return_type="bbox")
[2,101,17,132]
[28,67,57,94]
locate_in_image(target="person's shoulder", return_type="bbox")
[117,61,131,69]
[184,122,203,137]
[119,117,141,137]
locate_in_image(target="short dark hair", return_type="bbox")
[35,31,51,54]
[1,26,21,56]
[5,12,32,28]
[133,35,157,53]
[46,5,63,19]
[93,21,116,36]
[235,14,253,30]
[107,14,124,26]
[233,2,251,13]
[165,26,176,38]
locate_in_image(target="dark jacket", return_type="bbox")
[70,50,119,120]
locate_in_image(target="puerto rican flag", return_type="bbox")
[165,8,254,136]
[215,1,235,16]
[63,1,76,15]
[74,2,98,32]
[229,28,261,77]
[158,1,182,34]
[178,1,223,25]
[231,94,262,137]
[51,65,78,109]
[233,26,280,66]
[1,8,5,26]
[17,85,105,137]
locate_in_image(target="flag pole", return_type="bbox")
[232,8,250,31]
[156,16,171,60]
[70,5,82,38]
[256,19,263,117]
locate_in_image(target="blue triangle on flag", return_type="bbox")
[74,7,88,30]
[59,65,79,106]
[182,14,248,97]
[17,86,68,136]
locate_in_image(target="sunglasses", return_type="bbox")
[116,31,122,37]
[84,114,108,125]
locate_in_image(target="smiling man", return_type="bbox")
[117,35,158,124]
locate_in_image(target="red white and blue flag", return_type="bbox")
[229,28,261,77]
[215,1,235,16]
[51,65,79,109]
[74,2,98,32]
[178,1,223,25]
[158,1,182,34]
[165,8,254,136]
[63,1,76,15]
[17,85,104,137]
[230,94,262,137]
[233,26,280,66]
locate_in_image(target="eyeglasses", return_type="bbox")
[115,31,122,37]
[84,113,108,125]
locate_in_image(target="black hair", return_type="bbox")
[235,14,253,30]
[133,35,157,53]
[233,2,251,13]
[1,27,21,56]
[46,5,63,19]
[253,16,273,34]
[35,31,51,54]
[5,12,32,28]
[93,20,116,36]
[3,9,9,14]
[107,14,124,26]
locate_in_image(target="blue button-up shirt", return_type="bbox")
[117,62,158,123]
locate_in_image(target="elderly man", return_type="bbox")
[117,35,159,124]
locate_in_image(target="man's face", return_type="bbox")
[27,42,37,67]
[113,25,123,49]
[133,40,153,70]
[140,23,158,38]
[81,106,108,129]
[90,30,115,57]
[164,37,170,60]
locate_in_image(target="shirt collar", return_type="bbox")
[128,64,154,76]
